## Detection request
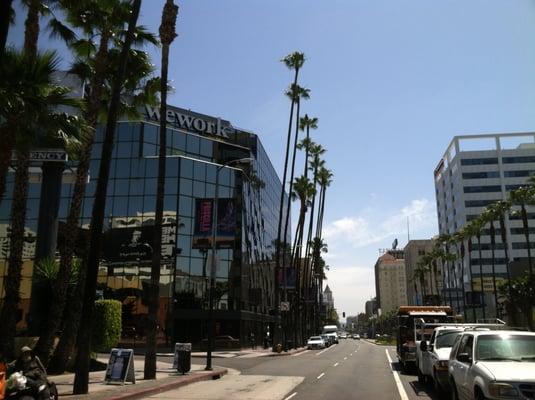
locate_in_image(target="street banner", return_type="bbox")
[192,198,236,249]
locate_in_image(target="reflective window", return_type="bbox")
[460,158,498,165]
[463,185,501,193]
[502,156,535,164]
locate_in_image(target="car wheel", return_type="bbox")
[474,387,487,400]
[450,379,459,400]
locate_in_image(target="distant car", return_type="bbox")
[449,330,535,400]
[339,333,347,339]
[353,334,360,340]
[307,336,325,350]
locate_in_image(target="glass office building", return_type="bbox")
[0,104,288,348]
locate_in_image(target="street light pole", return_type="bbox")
[205,157,252,371]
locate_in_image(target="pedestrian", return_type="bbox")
[250,332,256,350]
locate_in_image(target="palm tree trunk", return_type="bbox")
[73,1,142,393]
[34,32,111,366]
[459,242,468,321]
[0,0,13,59]
[145,0,178,379]
[274,67,299,351]
[303,125,310,179]
[499,214,515,324]
[0,149,30,359]
[489,221,499,318]
[521,204,533,277]
[0,125,15,205]
[23,0,39,61]
[477,235,486,320]
[467,238,476,322]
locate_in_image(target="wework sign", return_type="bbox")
[144,105,234,138]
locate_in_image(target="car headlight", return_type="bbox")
[488,383,519,398]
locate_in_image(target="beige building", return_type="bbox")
[403,239,442,306]
[374,252,408,314]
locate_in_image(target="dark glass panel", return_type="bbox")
[165,178,178,195]
[193,162,205,181]
[143,196,156,213]
[178,196,192,217]
[144,124,158,144]
[143,143,156,157]
[165,158,179,177]
[130,158,145,178]
[114,179,129,196]
[129,178,144,195]
[206,164,216,184]
[112,196,128,215]
[186,135,200,154]
[144,178,157,196]
[180,158,193,179]
[200,138,213,158]
[145,159,158,178]
[179,178,192,196]
[128,196,143,215]
[193,181,205,198]
[115,159,130,179]
[117,141,132,158]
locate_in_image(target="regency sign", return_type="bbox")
[144,105,235,139]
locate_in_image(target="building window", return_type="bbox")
[465,199,500,208]
[462,171,500,179]
[502,156,535,164]
[503,170,535,178]
[463,185,501,193]
[460,158,498,166]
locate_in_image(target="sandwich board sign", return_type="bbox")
[105,348,136,385]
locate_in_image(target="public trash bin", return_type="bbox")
[173,343,191,374]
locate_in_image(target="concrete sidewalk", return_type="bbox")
[51,357,227,400]
[157,347,308,359]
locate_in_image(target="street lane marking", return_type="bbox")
[385,349,409,400]
[292,350,309,356]
[284,393,297,400]
[344,357,347,360]
[316,344,337,356]
[333,362,339,367]
[317,372,325,380]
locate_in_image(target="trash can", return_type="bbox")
[173,343,191,374]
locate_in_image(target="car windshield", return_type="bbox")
[476,335,535,361]
[435,331,461,349]
[309,337,322,341]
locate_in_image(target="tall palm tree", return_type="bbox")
[315,167,333,240]
[45,0,158,372]
[73,0,143,394]
[436,233,454,309]
[282,84,310,293]
[0,0,14,59]
[470,216,487,320]
[274,51,304,349]
[144,0,178,380]
[453,230,468,320]
[298,115,318,180]
[413,260,429,304]
[481,205,502,318]
[462,223,479,322]
[0,50,82,360]
[310,237,327,329]
[509,185,535,279]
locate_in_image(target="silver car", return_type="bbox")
[449,330,535,400]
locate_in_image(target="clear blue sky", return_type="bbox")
[8,0,535,318]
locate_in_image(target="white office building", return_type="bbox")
[434,133,535,318]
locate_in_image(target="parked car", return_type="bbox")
[307,336,325,350]
[353,334,360,340]
[449,330,535,400]
[417,326,465,391]
[321,334,332,347]
[200,335,240,350]
[339,333,347,339]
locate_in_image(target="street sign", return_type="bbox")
[280,301,290,312]
[105,348,135,385]
[29,149,68,162]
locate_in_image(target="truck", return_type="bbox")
[322,325,339,344]
[396,306,455,371]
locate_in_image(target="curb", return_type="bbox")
[98,368,227,400]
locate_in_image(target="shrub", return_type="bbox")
[92,300,122,352]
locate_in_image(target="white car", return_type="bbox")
[307,336,325,350]
[449,330,535,400]
[417,326,465,391]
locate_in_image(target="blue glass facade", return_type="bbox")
[0,105,289,347]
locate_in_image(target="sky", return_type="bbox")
[8,0,535,319]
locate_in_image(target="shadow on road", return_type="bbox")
[390,361,446,400]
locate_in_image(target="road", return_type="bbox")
[147,340,442,400]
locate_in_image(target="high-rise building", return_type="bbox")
[374,251,408,314]
[434,133,535,318]
[0,104,289,346]
[364,298,377,318]
[403,239,445,306]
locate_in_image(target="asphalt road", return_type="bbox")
[151,340,444,400]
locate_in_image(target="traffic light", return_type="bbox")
[342,312,345,318]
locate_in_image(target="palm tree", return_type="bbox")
[315,167,333,240]
[413,260,429,304]
[0,50,82,360]
[282,84,310,298]
[298,115,318,180]
[462,223,479,322]
[436,233,455,309]
[453,230,468,320]
[73,0,143,394]
[509,185,535,279]
[0,0,13,60]
[144,0,178,380]
[481,205,502,318]
[274,51,304,349]
[44,0,158,372]
[310,237,327,329]
[470,216,486,320]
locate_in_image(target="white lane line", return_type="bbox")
[316,344,337,356]
[317,372,325,380]
[292,350,310,357]
[333,362,339,367]
[385,349,409,400]
[284,393,298,400]
[344,357,347,360]
[350,353,353,356]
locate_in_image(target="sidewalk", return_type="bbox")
[51,357,227,400]
[158,347,307,359]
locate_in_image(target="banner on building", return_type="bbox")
[102,221,176,264]
[192,198,236,249]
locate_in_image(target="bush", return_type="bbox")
[92,300,122,352]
